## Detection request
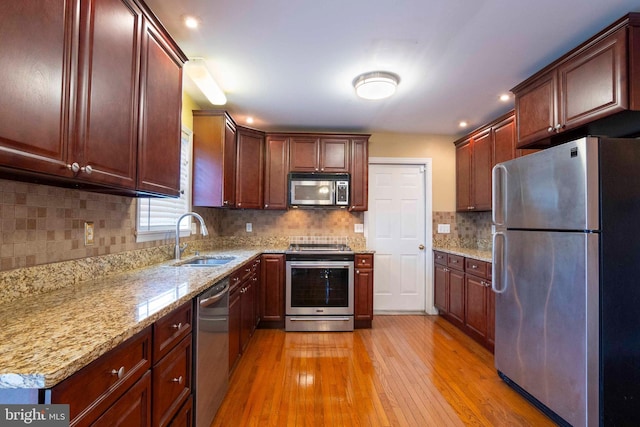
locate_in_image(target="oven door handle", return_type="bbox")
[288,317,352,322]
[288,261,352,268]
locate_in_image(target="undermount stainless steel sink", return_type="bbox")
[177,256,236,267]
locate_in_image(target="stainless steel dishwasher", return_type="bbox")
[194,278,229,427]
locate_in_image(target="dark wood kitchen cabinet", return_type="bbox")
[263,135,289,209]
[229,257,261,371]
[193,111,237,207]
[433,250,494,352]
[259,254,285,327]
[349,137,369,211]
[354,254,374,328]
[514,14,640,148]
[289,136,349,172]
[235,126,265,209]
[455,138,473,212]
[0,0,185,196]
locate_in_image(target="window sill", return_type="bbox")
[136,229,191,243]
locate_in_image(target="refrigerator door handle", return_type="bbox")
[492,164,507,226]
[492,231,506,293]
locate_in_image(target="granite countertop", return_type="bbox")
[0,248,265,390]
[432,246,492,263]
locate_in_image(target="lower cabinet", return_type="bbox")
[229,256,261,373]
[259,254,285,327]
[354,254,374,328]
[434,250,494,351]
[48,301,193,427]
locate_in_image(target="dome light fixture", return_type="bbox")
[353,71,400,100]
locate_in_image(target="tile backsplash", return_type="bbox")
[0,178,365,271]
[432,211,491,250]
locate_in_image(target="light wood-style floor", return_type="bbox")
[212,315,555,426]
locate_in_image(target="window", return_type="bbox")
[136,127,193,242]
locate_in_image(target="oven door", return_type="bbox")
[286,260,354,316]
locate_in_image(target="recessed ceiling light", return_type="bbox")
[499,93,510,102]
[353,71,400,100]
[459,121,468,128]
[246,117,254,125]
[184,15,199,29]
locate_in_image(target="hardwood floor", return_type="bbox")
[212,315,555,426]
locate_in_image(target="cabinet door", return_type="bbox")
[448,270,465,326]
[349,138,368,211]
[455,139,472,212]
[168,396,193,427]
[228,288,241,371]
[434,264,448,313]
[471,130,492,211]
[289,137,319,171]
[92,371,152,427]
[0,1,73,176]
[464,274,488,340]
[354,267,374,322]
[152,336,191,427]
[240,279,254,352]
[260,254,285,322]
[319,138,349,172]
[515,72,557,147]
[236,128,264,209]
[136,19,183,196]
[73,0,141,189]
[264,136,289,209]
[493,115,515,166]
[559,28,627,130]
[223,120,237,206]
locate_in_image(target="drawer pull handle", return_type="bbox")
[471,265,477,269]
[111,366,125,379]
[172,376,183,384]
[172,322,182,330]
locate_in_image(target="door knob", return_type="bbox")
[418,244,425,250]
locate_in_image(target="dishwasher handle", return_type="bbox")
[199,282,230,308]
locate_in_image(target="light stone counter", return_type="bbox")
[432,246,492,263]
[0,248,265,390]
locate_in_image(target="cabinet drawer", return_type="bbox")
[50,326,152,426]
[92,371,151,427]
[355,254,373,268]
[433,251,447,266]
[152,335,192,427]
[447,254,465,271]
[154,301,193,363]
[465,258,489,279]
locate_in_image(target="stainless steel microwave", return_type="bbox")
[289,173,349,207]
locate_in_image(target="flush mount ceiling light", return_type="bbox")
[353,71,400,100]
[184,58,227,105]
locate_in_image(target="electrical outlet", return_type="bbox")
[84,221,95,245]
[246,223,253,232]
[354,224,364,233]
[437,223,451,234]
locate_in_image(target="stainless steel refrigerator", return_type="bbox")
[492,136,640,426]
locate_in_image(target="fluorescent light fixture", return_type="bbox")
[353,71,400,100]
[184,58,227,105]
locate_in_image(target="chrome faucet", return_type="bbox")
[175,212,209,260]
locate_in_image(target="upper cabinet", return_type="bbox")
[349,137,369,212]
[455,111,535,212]
[0,0,186,196]
[263,135,289,210]
[514,13,640,148]
[289,137,349,172]
[235,126,265,209]
[192,111,237,207]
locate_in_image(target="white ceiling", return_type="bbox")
[144,0,640,136]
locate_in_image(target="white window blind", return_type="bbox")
[136,127,192,242]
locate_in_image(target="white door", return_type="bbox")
[367,163,430,312]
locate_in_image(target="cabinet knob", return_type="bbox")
[356,270,360,274]
[265,204,269,208]
[547,126,554,133]
[67,162,80,173]
[111,366,125,379]
[171,322,182,330]
[171,376,183,384]
[554,123,562,131]
[238,203,242,207]
[81,164,93,175]
[471,265,477,269]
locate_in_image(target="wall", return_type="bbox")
[181,92,200,130]
[368,132,456,212]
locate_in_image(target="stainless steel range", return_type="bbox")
[285,243,354,331]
